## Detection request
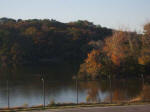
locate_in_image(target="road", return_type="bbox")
[28,104,150,112]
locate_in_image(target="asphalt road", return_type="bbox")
[28,104,150,112]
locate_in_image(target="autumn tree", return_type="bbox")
[138,23,150,75]
[103,31,141,77]
[138,23,150,65]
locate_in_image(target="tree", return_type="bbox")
[85,50,102,78]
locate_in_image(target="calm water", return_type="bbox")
[0,65,150,108]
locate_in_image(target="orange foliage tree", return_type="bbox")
[103,31,140,66]
[138,23,150,65]
[85,50,102,78]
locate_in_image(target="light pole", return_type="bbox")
[141,74,145,101]
[98,91,101,103]
[141,74,144,86]
[76,75,79,104]
[41,73,45,108]
[109,75,112,103]
[7,80,10,108]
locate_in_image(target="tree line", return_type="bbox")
[0,18,112,69]
[1,17,150,79]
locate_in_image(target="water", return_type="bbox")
[0,65,150,108]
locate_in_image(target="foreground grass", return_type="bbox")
[1,101,150,112]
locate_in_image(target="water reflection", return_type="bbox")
[130,84,150,102]
[110,80,142,103]
[0,65,150,108]
[0,79,150,108]
[78,81,109,103]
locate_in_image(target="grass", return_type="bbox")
[1,101,150,112]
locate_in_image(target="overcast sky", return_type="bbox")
[0,0,150,32]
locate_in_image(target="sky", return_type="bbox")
[0,0,150,32]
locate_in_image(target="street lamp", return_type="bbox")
[141,74,144,85]
[109,75,112,103]
[141,74,145,101]
[76,75,79,104]
[7,80,10,108]
[41,73,45,108]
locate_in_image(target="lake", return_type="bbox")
[0,64,150,108]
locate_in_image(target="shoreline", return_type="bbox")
[1,101,150,112]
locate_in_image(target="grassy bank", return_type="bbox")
[1,101,150,112]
